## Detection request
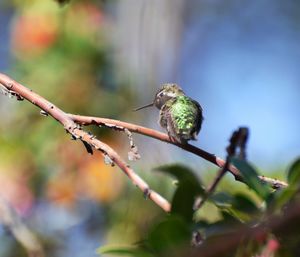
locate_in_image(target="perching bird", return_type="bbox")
[134,83,203,144]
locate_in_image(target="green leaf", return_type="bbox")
[147,215,191,254]
[231,158,270,200]
[232,194,259,214]
[230,193,260,221]
[287,157,300,186]
[198,213,242,238]
[212,192,259,217]
[210,192,233,208]
[153,164,201,185]
[154,164,204,222]
[97,245,154,257]
[221,210,243,224]
[271,187,297,211]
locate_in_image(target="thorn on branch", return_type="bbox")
[0,83,24,101]
[101,123,124,131]
[124,128,141,161]
[71,134,78,140]
[143,188,151,199]
[63,121,79,133]
[104,154,115,166]
[81,140,93,155]
[89,134,96,140]
[40,110,49,117]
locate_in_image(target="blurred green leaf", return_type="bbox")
[232,194,259,214]
[147,215,190,254]
[230,194,260,221]
[210,192,259,222]
[231,158,270,200]
[154,164,204,222]
[97,245,154,257]
[271,187,297,211]
[154,164,201,185]
[171,182,200,222]
[196,211,242,239]
[211,192,233,208]
[287,157,300,186]
[221,210,243,224]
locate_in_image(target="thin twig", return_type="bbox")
[68,115,288,189]
[0,73,171,212]
[258,176,288,190]
[195,127,249,210]
[194,165,229,210]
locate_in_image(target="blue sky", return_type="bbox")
[178,0,300,168]
[0,3,12,71]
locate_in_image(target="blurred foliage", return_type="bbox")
[0,0,141,256]
[1,0,126,207]
[99,158,300,257]
[0,1,299,257]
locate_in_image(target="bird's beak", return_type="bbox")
[133,102,154,111]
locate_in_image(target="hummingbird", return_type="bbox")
[134,83,203,144]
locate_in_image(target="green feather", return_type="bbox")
[160,95,203,143]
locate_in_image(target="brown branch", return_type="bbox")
[0,73,171,213]
[0,72,288,214]
[68,115,288,189]
[258,175,288,190]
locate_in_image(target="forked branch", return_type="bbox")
[0,73,171,212]
[0,73,288,214]
[68,115,288,189]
